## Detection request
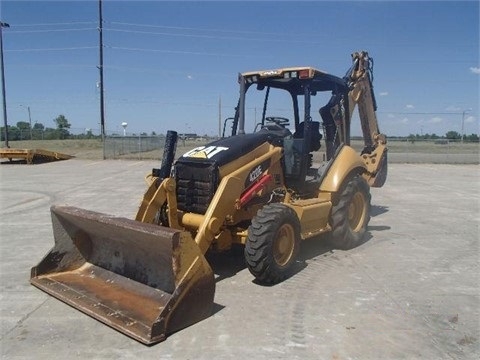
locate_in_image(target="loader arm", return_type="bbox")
[137,143,284,255]
[136,177,181,229]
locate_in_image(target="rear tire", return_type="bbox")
[329,176,371,250]
[245,203,300,284]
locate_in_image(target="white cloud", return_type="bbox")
[470,67,480,75]
[401,118,409,124]
[465,115,475,123]
[406,104,414,109]
[379,92,389,96]
[387,114,395,119]
[445,105,461,112]
[187,75,193,80]
[429,117,443,124]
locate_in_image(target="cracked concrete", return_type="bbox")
[0,160,479,359]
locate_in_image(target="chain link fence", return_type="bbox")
[2,132,479,163]
[104,135,166,159]
[380,139,480,164]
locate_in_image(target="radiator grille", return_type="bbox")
[174,160,219,214]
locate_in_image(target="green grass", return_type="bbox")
[367,140,479,154]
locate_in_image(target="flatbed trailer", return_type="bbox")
[0,148,73,164]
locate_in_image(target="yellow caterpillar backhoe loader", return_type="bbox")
[31,51,387,345]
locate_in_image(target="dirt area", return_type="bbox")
[1,139,480,164]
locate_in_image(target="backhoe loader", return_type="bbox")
[31,51,387,345]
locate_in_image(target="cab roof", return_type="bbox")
[241,66,348,95]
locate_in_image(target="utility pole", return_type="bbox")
[1,21,9,148]
[20,104,33,139]
[461,109,471,144]
[98,0,106,159]
[27,106,32,140]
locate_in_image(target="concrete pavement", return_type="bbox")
[0,160,479,359]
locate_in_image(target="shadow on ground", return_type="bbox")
[206,203,390,286]
[371,204,389,217]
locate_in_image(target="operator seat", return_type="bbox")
[293,121,322,152]
[320,95,341,160]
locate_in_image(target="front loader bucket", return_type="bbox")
[30,206,215,345]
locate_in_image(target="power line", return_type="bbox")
[103,28,477,59]
[105,27,322,44]
[108,46,268,58]
[13,21,97,27]
[104,64,232,78]
[108,21,299,37]
[8,28,97,34]
[6,46,97,52]
[9,63,96,69]
[107,21,475,48]
[9,20,319,43]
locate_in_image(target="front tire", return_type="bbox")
[245,203,300,284]
[329,176,371,250]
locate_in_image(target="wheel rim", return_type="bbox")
[273,223,295,266]
[348,191,366,232]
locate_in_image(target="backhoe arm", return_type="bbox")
[347,51,385,147]
[346,51,388,187]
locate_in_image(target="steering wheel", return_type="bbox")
[265,116,290,127]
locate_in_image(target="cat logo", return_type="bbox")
[183,146,229,159]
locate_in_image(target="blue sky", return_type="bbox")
[1,0,479,137]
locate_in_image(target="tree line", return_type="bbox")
[1,114,479,142]
[0,115,95,141]
[407,131,479,142]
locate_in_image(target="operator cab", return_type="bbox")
[228,66,350,194]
